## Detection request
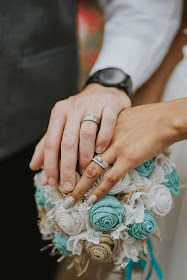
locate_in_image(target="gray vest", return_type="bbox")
[0,0,78,159]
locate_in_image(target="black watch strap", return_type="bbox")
[85,68,133,97]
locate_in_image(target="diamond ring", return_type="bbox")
[92,156,109,169]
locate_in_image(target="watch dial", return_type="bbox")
[99,68,126,86]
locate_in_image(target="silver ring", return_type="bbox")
[81,114,101,127]
[92,156,109,169]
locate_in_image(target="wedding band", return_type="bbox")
[92,156,109,169]
[81,114,101,127]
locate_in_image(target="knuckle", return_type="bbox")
[61,136,75,150]
[44,165,57,174]
[71,97,82,109]
[79,159,91,169]
[96,188,106,197]
[73,188,84,198]
[85,165,98,179]
[81,126,95,139]
[53,101,64,112]
[112,140,121,150]
[105,173,119,184]
[62,167,74,176]
[103,115,116,126]
[98,135,110,146]
[44,138,57,149]
[126,148,139,166]
[61,168,75,179]
[106,94,114,103]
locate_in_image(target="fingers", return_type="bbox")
[60,111,82,192]
[44,103,66,186]
[29,135,46,170]
[79,110,101,174]
[95,106,117,154]
[63,150,115,209]
[87,159,127,204]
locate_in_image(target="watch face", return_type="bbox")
[98,68,127,86]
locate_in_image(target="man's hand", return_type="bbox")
[29,83,131,191]
[63,98,187,208]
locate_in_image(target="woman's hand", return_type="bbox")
[29,83,131,191]
[63,98,187,208]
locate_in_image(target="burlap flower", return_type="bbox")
[84,233,121,262]
[128,210,157,240]
[89,195,125,231]
[134,159,154,177]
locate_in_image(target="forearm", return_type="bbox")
[171,98,187,141]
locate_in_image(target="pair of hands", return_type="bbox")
[60,99,186,208]
[30,83,131,190]
[30,83,186,208]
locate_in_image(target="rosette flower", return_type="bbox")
[149,185,173,218]
[35,186,46,208]
[55,205,86,235]
[85,234,121,262]
[128,210,157,240]
[52,231,70,255]
[88,195,125,231]
[163,169,180,196]
[134,159,154,177]
[35,186,53,210]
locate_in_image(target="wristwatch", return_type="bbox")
[85,67,133,98]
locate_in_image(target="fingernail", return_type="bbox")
[41,177,48,186]
[64,181,74,191]
[96,146,104,153]
[48,177,56,186]
[81,169,85,175]
[63,196,75,209]
[87,194,97,205]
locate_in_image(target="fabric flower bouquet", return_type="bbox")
[34,151,180,279]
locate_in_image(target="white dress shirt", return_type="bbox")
[90,0,183,92]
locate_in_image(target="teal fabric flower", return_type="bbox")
[128,210,157,240]
[134,159,154,177]
[88,195,125,231]
[163,169,180,196]
[52,231,70,255]
[35,186,46,208]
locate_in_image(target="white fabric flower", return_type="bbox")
[55,204,86,235]
[148,184,173,218]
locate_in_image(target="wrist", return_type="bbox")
[170,98,187,141]
[82,83,131,108]
[84,82,126,95]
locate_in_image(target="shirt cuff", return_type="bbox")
[90,35,157,93]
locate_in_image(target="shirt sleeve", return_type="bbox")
[90,0,183,92]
